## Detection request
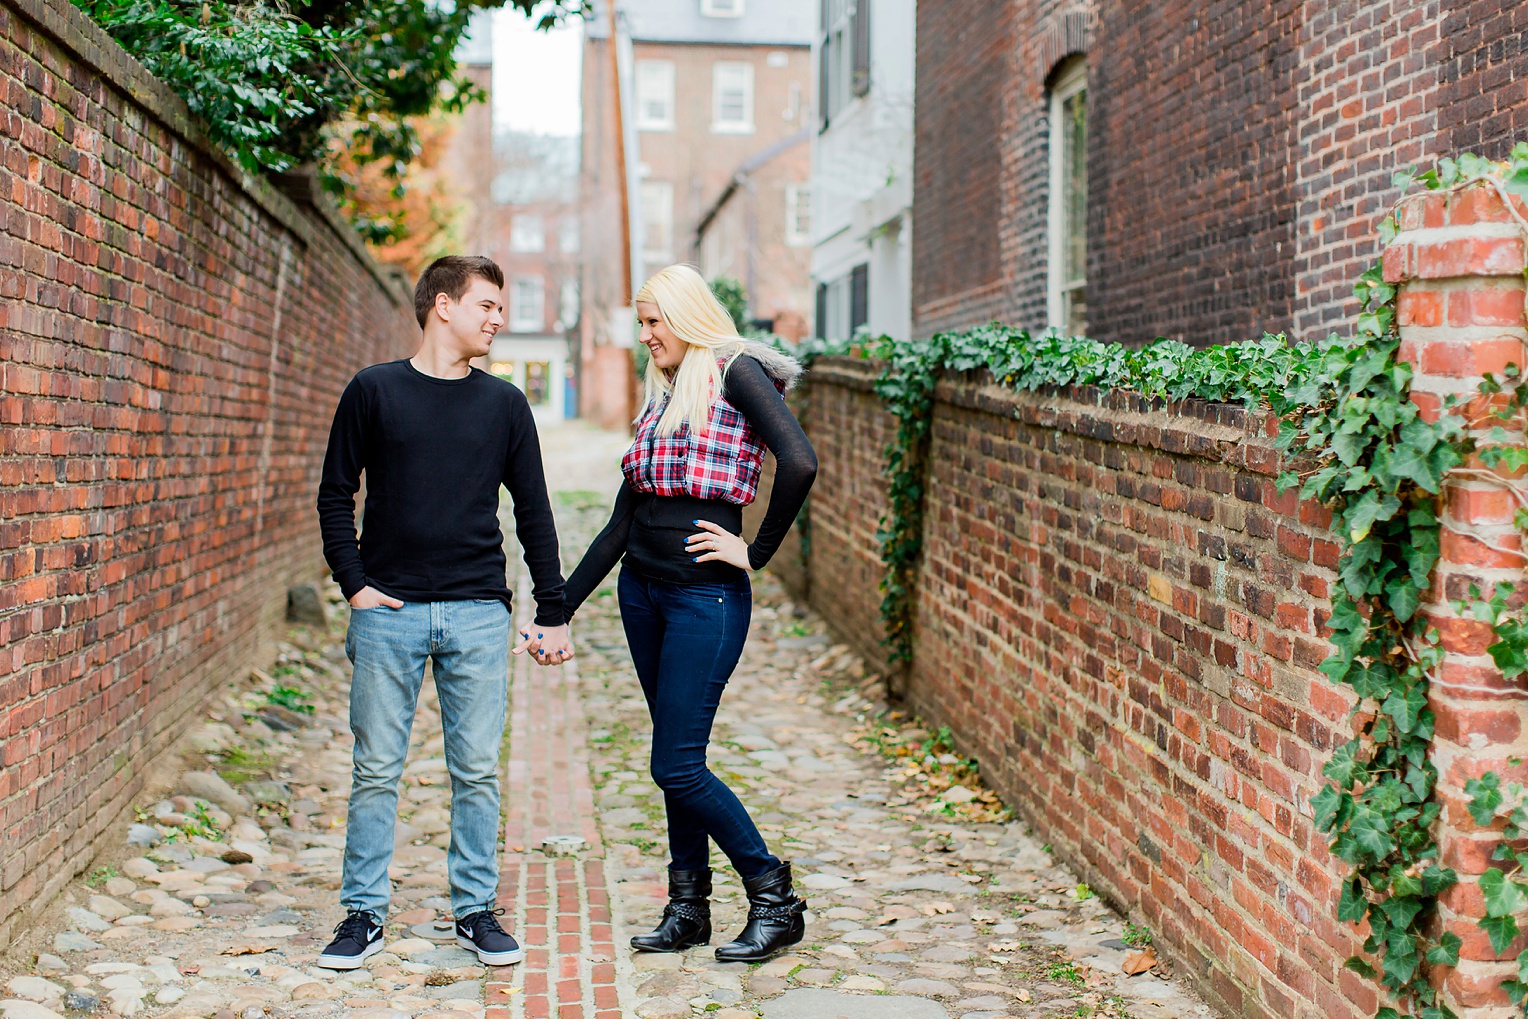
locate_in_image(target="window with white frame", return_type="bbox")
[559,216,580,254]
[559,278,579,328]
[785,184,811,247]
[635,60,675,131]
[701,0,743,16]
[640,180,674,262]
[509,215,545,253]
[1046,58,1087,338]
[712,61,754,133]
[510,274,545,332]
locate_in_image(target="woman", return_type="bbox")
[562,264,817,962]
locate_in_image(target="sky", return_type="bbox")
[491,5,584,137]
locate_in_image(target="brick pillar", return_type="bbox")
[1386,180,1528,1016]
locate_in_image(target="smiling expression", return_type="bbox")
[637,301,686,370]
[442,277,506,359]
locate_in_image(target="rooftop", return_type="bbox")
[585,0,813,47]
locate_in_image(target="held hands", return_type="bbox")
[514,623,575,667]
[686,519,752,571]
[349,586,404,609]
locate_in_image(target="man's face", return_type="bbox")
[438,276,505,358]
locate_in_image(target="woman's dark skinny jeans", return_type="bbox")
[618,568,782,880]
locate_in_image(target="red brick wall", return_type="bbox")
[1438,0,1528,158]
[0,0,418,945]
[745,361,891,668]
[783,358,1372,1019]
[910,0,1016,336]
[1091,1,1302,346]
[1291,1,1448,340]
[911,1,1526,347]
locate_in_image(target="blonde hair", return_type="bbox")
[635,264,746,435]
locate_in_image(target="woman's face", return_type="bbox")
[637,301,686,370]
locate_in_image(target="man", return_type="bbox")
[314,255,574,969]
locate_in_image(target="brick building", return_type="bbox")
[580,0,815,427]
[436,15,581,420]
[483,132,582,422]
[911,1,1528,346]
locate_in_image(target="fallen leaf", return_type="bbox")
[1122,948,1157,975]
[989,939,1022,952]
[221,944,275,956]
[1017,989,1031,1002]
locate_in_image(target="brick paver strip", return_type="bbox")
[486,571,628,1019]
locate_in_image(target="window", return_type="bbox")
[640,180,674,262]
[524,361,551,406]
[816,264,867,339]
[559,278,580,328]
[850,264,868,333]
[559,216,580,254]
[510,275,544,332]
[701,0,743,16]
[712,61,754,133]
[819,0,869,130]
[1046,58,1087,337]
[509,215,544,253]
[635,60,675,131]
[785,184,811,246]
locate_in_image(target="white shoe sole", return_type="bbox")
[316,938,384,970]
[457,934,524,965]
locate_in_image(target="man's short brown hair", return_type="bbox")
[414,255,505,328]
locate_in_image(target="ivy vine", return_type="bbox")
[786,147,1528,1017]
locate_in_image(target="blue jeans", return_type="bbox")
[618,569,781,879]
[342,599,511,921]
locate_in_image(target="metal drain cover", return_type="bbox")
[410,917,458,942]
[542,835,587,856]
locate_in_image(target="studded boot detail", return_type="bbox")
[631,868,712,952]
[713,862,806,963]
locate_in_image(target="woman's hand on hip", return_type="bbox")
[686,519,752,571]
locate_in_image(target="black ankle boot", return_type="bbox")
[631,868,712,952]
[714,862,806,963]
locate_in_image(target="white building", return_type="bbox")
[810,0,914,342]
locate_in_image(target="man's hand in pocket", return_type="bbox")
[349,586,404,609]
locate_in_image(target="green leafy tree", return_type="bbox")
[75,0,586,239]
[710,276,749,332]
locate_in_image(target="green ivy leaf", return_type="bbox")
[1467,773,1504,826]
[1479,913,1520,956]
[1323,741,1368,789]
[1480,867,1528,917]
[1337,877,1369,922]
[1382,683,1428,733]
[1426,932,1462,966]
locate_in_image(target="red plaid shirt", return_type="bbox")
[622,361,785,505]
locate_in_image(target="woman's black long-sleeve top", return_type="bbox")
[562,355,817,620]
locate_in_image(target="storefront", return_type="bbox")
[487,334,575,422]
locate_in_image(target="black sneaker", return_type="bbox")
[456,908,524,965]
[316,910,384,970]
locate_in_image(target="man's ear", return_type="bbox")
[433,291,453,323]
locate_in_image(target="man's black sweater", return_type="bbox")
[317,359,566,626]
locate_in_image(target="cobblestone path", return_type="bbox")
[0,420,1219,1019]
[538,425,1218,1019]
